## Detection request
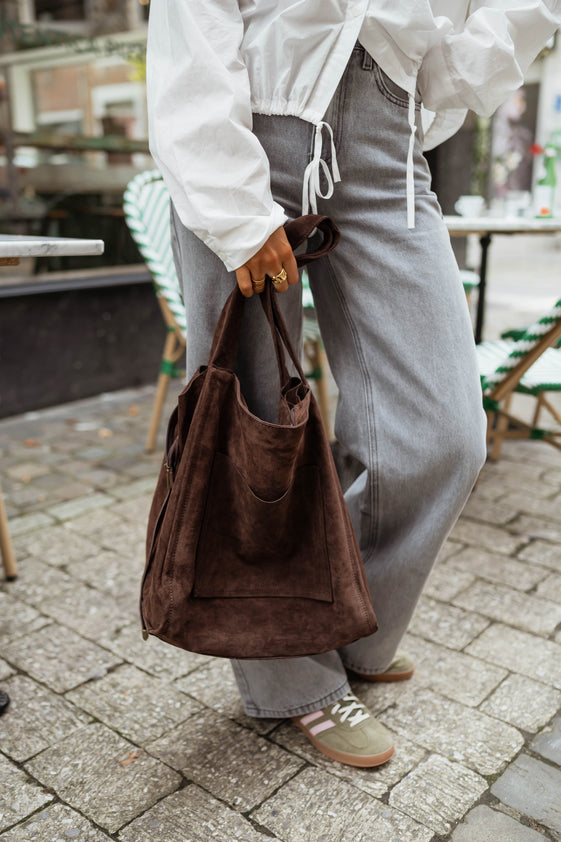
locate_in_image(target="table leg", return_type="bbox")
[0,481,17,580]
[474,233,491,344]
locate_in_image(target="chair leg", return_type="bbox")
[146,370,172,453]
[145,330,184,453]
[532,393,545,428]
[0,482,17,580]
[488,395,512,462]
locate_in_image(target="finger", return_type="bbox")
[284,250,299,287]
[235,265,254,298]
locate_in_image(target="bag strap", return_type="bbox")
[208,215,339,379]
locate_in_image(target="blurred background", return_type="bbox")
[0,2,560,419]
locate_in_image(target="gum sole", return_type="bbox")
[352,667,415,683]
[292,718,395,768]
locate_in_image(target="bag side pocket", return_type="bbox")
[194,452,333,602]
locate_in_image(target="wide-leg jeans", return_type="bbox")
[170,45,487,718]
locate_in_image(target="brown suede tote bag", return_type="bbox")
[140,214,377,659]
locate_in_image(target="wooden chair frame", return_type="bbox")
[484,318,561,460]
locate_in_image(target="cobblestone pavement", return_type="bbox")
[1,376,561,841]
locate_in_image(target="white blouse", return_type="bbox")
[147,0,561,271]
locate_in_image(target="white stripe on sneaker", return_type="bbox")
[299,711,324,726]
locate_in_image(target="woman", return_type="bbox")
[146,1,561,768]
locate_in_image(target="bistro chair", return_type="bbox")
[123,171,187,452]
[124,170,331,449]
[476,296,561,460]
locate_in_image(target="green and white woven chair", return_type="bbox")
[476,296,561,460]
[124,170,331,448]
[123,170,187,452]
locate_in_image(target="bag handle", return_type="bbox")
[259,215,340,384]
[285,214,340,267]
[208,215,340,378]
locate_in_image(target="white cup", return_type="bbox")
[454,195,486,217]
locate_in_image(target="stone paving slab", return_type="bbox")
[0,674,92,762]
[11,524,101,567]
[480,674,561,733]
[449,518,526,555]
[444,546,550,591]
[517,539,561,573]
[465,624,561,690]
[0,803,113,841]
[408,595,490,650]
[147,708,305,812]
[252,767,434,842]
[25,722,182,834]
[117,785,274,842]
[531,715,561,766]
[452,579,561,636]
[510,515,561,544]
[499,491,561,523]
[66,549,142,603]
[0,658,14,681]
[88,518,145,559]
[536,571,561,603]
[451,805,551,841]
[491,753,561,836]
[66,663,201,743]
[46,491,115,522]
[400,634,507,707]
[422,562,476,602]
[61,507,125,538]
[0,753,53,832]
[388,754,487,834]
[0,592,51,643]
[379,686,524,775]
[2,511,55,537]
[2,623,122,693]
[460,496,519,526]
[102,623,211,681]
[37,580,137,644]
[2,557,76,607]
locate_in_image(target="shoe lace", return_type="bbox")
[330,694,370,727]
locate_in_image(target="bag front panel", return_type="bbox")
[193,451,333,600]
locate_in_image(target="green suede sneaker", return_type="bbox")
[351,650,415,683]
[292,693,394,767]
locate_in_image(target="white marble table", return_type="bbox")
[0,233,104,580]
[444,215,561,342]
[0,234,104,266]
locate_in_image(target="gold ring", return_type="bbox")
[270,267,288,286]
[251,276,266,293]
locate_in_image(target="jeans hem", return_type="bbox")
[241,680,351,719]
[342,658,392,675]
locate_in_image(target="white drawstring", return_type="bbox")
[406,93,417,229]
[302,101,416,229]
[302,121,341,215]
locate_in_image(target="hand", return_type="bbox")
[235,226,299,298]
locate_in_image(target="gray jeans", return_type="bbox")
[170,45,487,718]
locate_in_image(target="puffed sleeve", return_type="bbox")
[418,0,561,116]
[146,0,288,272]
